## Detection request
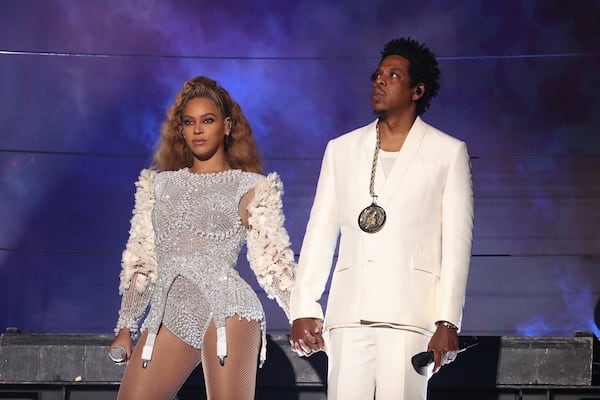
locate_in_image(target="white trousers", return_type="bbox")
[327,326,430,400]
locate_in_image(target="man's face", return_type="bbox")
[371,55,416,115]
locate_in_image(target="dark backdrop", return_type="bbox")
[1,0,599,338]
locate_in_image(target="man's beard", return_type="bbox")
[373,108,386,118]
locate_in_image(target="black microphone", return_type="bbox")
[411,342,479,376]
[411,351,435,375]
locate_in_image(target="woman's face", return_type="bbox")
[181,97,231,161]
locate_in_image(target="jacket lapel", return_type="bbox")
[361,119,379,156]
[379,117,427,203]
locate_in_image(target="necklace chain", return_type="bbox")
[369,122,381,202]
[358,120,387,234]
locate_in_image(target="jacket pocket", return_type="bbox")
[411,254,440,277]
[334,256,350,273]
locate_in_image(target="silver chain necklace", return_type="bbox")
[358,122,387,233]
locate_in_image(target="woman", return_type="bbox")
[108,76,296,399]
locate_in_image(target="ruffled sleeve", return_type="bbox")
[115,168,158,336]
[246,172,296,321]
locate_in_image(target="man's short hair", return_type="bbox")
[380,37,441,115]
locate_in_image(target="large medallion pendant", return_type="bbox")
[358,203,386,233]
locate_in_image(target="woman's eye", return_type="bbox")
[203,118,215,124]
[183,119,193,126]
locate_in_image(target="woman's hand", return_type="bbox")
[108,328,133,364]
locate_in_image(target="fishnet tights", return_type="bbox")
[117,316,261,400]
[202,317,261,399]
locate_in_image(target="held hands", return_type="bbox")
[427,323,459,373]
[108,328,133,365]
[290,318,326,357]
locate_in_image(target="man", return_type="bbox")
[290,37,474,399]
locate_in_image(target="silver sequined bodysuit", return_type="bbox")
[115,167,295,366]
[145,168,264,354]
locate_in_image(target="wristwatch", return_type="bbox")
[436,320,458,330]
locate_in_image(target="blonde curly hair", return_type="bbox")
[153,76,263,174]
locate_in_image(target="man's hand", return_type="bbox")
[290,318,326,357]
[427,323,459,373]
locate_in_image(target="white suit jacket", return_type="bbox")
[290,117,474,333]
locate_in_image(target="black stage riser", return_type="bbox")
[0,333,598,399]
